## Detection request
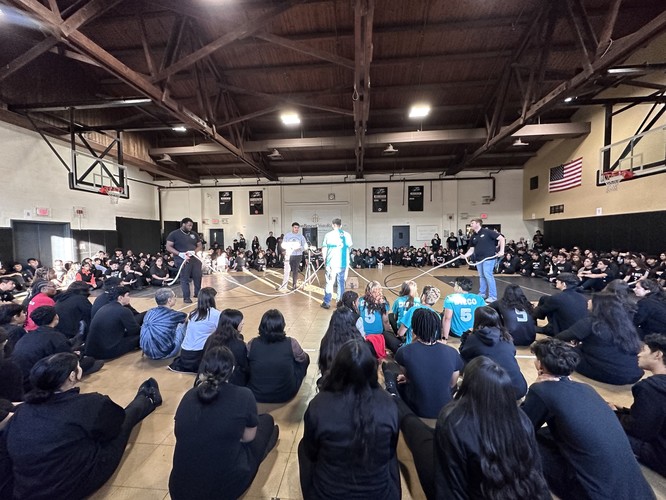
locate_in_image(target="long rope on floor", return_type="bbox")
[191,254,326,298]
[349,254,500,291]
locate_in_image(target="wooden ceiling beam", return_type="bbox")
[9,0,277,181]
[151,0,304,83]
[452,9,666,175]
[254,31,354,69]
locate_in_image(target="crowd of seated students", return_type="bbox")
[1,234,666,498]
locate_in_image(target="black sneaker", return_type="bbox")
[381,362,400,397]
[86,360,105,375]
[137,377,162,407]
[320,302,330,309]
[183,298,193,303]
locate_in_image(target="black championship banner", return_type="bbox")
[408,185,424,212]
[219,191,233,215]
[249,190,264,215]
[372,187,388,213]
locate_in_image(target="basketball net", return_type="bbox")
[100,186,123,204]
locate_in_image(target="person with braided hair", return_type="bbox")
[170,346,279,500]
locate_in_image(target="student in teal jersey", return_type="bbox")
[397,285,441,345]
[442,277,486,341]
[390,281,420,334]
[358,281,400,354]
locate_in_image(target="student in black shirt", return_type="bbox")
[299,339,400,499]
[633,278,666,339]
[170,347,278,500]
[534,273,588,336]
[491,284,537,346]
[1,353,161,500]
[523,339,654,500]
[611,333,666,477]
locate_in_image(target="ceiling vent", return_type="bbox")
[382,144,399,155]
[267,149,283,160]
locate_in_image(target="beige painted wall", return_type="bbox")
[523,33,666,220]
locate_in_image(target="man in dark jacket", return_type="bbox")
[534,273,588,336]
[86,287,140,360]
[54,281,92,339]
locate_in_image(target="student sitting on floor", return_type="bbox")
[169,287,220,374]
[0,304,26,357]
[318,306,363,383]
[85,286,140,360]
[54,281,92,339]
[0,353,162,500]
[534,272,588,336]
[299,339,400,499]
[247,309,309,403]
[12,306,102,392]
[200,309,248,387]
[383,307,463,419]
[522,338,654,500]
[556,291,644,385]
[140,288,187,360]
[490,284,537,346]
[169,347,278,500]
[611,333,666,477]
[459,306,528,400]
[442,277,485,341]
[393,356,549,500]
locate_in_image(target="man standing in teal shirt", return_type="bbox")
[320,218,353,309]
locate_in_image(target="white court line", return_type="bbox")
[495,277,552,296]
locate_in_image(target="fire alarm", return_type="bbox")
[328,193,335,200]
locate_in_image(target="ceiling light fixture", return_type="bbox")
[171,126,187,132]
[122,98,152,105]
[564,97,574,103]
[513,138,529,147]
[383,144,399,155]
[409,104,431,118]
[280,112,301,126]
[267,149,283,160]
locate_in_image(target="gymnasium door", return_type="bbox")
[13,221,73,265]
[392,225,410,248]
[209,229,224,249]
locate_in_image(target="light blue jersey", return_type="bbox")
[399,304,439,344]
[321,228,353,269]
[391,296,421,326]
[443,292,486,336]
[358,298,388,335]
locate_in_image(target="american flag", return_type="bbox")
[549,157,583,192]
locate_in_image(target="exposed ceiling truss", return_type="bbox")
[0,0,664,183]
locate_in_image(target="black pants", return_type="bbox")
[382,330,403,354]
[396,398,436,500]
[74,394,154,499]
[179,259,202,300]
[535,427,587,500]
[241,414,279,492]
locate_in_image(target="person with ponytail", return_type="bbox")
[298,339,400,499]
[0,352,161,499]
[169,347,278,500]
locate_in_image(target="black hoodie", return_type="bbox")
[460,326,528,399]
[617,374,666,476]
[55,291,92,338]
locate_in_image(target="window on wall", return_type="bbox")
[530,176,539,190]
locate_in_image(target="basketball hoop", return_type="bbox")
[602,170,633,192]
[99,186,123,204]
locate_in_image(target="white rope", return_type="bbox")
[349,254,500,291]
[184,253,327,298]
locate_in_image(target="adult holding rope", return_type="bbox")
[463,218,505,303]
[166,218,203,304]
[320,218,353,310]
